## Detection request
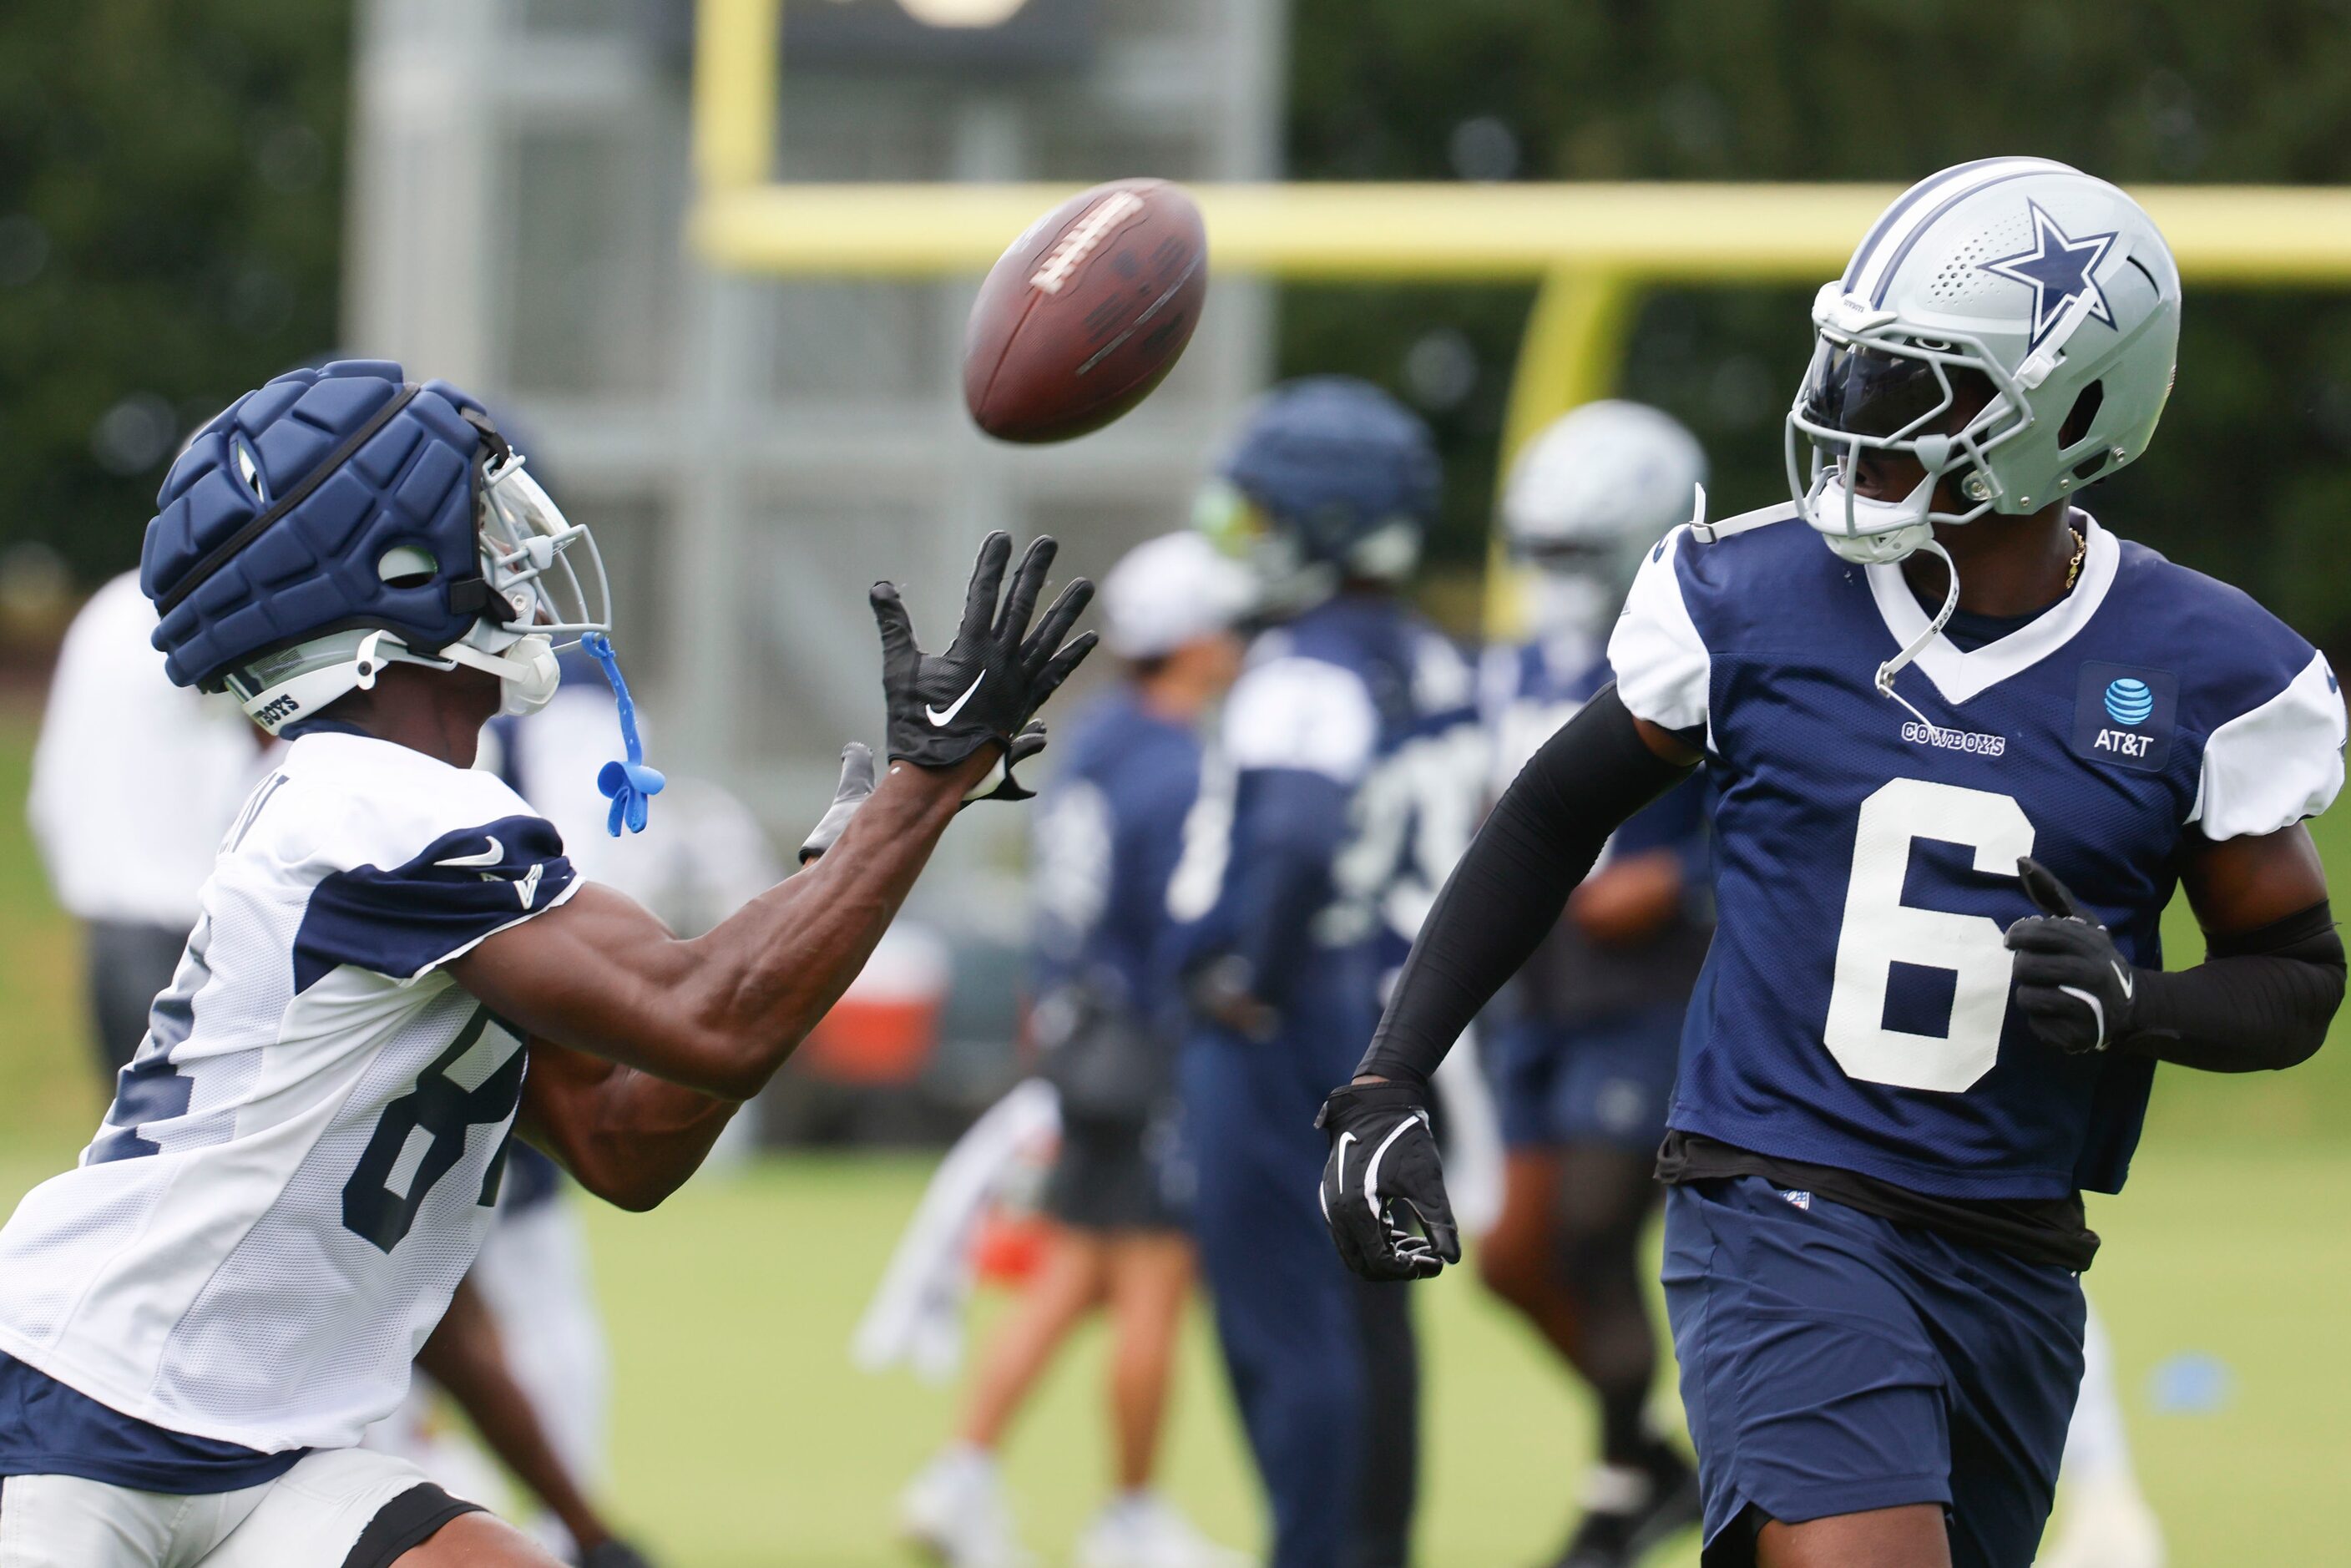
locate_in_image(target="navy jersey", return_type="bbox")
[1611,509,2345,1198]
[1167,594,1479,1022]
[1481,634,1712,1025]
[1032,687,1205,1017]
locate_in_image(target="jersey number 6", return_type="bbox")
[342,1007,528,1252]
[1823,777,2035,1093]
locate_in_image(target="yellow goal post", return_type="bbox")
[689,0,2351,628]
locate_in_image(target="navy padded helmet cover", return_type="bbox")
[143,360,491,689]
[1219,375,1441,564]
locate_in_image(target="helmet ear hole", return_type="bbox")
[376,544,438,589]
[2060,380,2105,449]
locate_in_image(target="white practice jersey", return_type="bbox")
[0,729,578,1454]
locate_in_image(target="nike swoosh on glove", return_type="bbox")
[798,742,877,864]
[1317,1080,1461,1282]
[872,532,1095,804]
[2005,855,2138,1054]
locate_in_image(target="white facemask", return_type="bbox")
[1527,572,1615,650]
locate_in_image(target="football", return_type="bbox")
[963,178,1209,443]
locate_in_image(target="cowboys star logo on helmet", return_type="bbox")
[1977,200,2121,349]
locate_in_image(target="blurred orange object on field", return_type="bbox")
[798,923,952,1085]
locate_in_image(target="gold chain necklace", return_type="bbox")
[2063,525,2087,592]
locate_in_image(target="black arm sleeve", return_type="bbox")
[1355,684,1693,1090]
[2122,901,2345,1072]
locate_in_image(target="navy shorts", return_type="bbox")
[1489,1004,1683,1152]
[1662,1176,2084,1568]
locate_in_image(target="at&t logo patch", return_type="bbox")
[2103,677,2156,726]
[2073,662,2176,771]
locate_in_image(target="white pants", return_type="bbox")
[0,1448,441,1568]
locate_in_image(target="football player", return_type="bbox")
[1317,159,2345,1568]
[1172,377,1478,1568]
[0,361,1094,1567]
[28,567,266,1078]
[1476,402,1710,1567]
[899,531,1254,1568]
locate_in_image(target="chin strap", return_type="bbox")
[1873,537,1960,744]
[580,632,665,836]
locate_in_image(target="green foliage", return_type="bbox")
[1282,0,2351,655]
[0,0,348,586]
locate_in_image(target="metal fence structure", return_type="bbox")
[346,0,1287,848]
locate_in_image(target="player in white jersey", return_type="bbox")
[0,361,1095,1568]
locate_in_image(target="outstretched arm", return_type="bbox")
[457,748,992,1103]
[455,533,1093,1114]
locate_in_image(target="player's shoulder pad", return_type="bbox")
[2112,540,2349,838]
[276,736,579,990]
[1223,650,1379,784]
[1609,508,1825,736]
[268,731,561,876]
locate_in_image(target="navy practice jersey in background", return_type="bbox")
[1167,592,1479,1043]
[1031,688,1206,1020]
[1610,509,2345,1199]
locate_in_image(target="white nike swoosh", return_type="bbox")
[437,836,503,868]
[1362,1115,1423,1220]
[925,675,984,727]
[2111,960,2133,1001]
[2060,984,2108,1050]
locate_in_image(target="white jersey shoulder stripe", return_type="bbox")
[2191,650,2347,840]
[1608,524,1711,736]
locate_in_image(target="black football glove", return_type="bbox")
[2005,856,2138,1054]
[871,531,1095,805]
[577,1540,657,1568]
[1317,1080,1460,1282]
[797,742,877,864]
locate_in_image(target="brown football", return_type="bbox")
[963,179,1208,444]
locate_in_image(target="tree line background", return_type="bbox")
[6,1,2351,648]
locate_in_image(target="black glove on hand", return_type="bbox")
[871,532,1095,804]
[578,1540,657,1568]
[798,742,876,864]
[1317,1080,1460,1282]
[2005,856,2136,1054]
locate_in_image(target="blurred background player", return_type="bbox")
[2039,1302,2164,1568]
[28,568,265,1079]
[1474,403,1709,1568]
[900,531,1253,1568]
[1172,377,1475,1568]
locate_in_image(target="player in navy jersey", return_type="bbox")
[899,532,1253,1568]
[1170,378,1477,1568]
[1315,160,2345,1568]
[1475,402,1711,1568]
[0,361,1094,1567]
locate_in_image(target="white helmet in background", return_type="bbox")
[1100,531,1256,660]
[1787,157,2182,568]
[1503,400,1706,642]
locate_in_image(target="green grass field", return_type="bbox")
[2,700,2348,1565]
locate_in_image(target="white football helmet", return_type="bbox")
[1786,157,2182,567]
[1504,401,1706,568]
[1504,401,1706,645]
